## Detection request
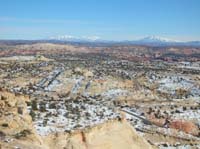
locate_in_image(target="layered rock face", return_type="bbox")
[0,89,32,136]
[0,89,153,149]
[0,89,45,149]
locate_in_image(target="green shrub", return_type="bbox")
[14,129,32,139]
[39,102,46,112]
[30,110,36,121]
[1,123,8,127]
[31,100,38,110]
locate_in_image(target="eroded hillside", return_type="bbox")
[0,89,153,149]
[0,42,200,148]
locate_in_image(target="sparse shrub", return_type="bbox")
[163,143,168,147]
[163,111,168,115]
[57,104,61,109]
[85,112,91,117]
[64,129,71,133]
[147,107,153,114]
[64,112,69,118]
[14,129,32,139]
[1,123,8,127]
[81,105,86,110]
[17,107,23,115]
[0,131,6,139]
[74,124,82,129]
[39,102,46,112]
[30,110,36,121]
[49,102,56,109]
[45,112,52,117]
[43,119,48,126]
[1,95,7,100]
[117,115,122,121]
[26,101,31,106]
[31,100,38,110]
[175,109,181,113]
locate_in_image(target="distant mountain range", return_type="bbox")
[0,36,200,47]
[49,35,101,42]
[49,35,200,47]
[131,36,200,46]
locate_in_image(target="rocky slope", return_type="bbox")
[43,120,153,149]
[0,89,153,149]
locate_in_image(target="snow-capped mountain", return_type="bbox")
[126,36,200,46]
[49,35,101,42]
[48,35,200,46]
[137,36,179,43]
[135,36,200,46]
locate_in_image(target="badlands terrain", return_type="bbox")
[0,41,200,149]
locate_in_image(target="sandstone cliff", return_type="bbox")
[44,120,153,149]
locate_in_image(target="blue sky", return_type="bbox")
[0,0,200,41]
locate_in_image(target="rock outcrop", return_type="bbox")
[0,89,153,149]
[0,89,44,149]
[169,120,199,136]
[44,120,153,149]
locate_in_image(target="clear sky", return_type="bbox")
[0,0,200,41]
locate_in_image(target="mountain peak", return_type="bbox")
[140,36,179,43]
